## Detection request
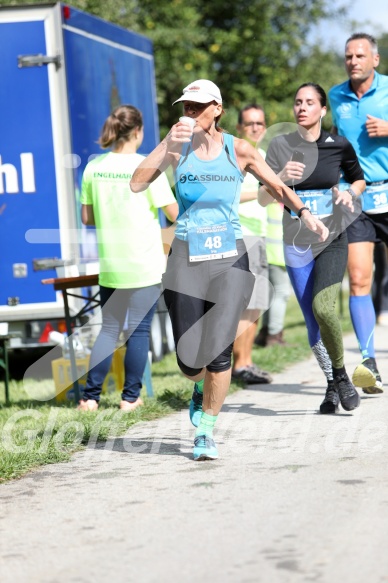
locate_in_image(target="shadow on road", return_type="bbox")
[90,436,194,459]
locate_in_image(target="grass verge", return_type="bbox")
[0,293,352,483]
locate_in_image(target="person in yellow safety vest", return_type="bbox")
[255,200,291,346]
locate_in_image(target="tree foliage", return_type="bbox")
[1,0,386,136]
[377,34,388,75]
[129,0,348,133]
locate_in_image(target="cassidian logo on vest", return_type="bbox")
[179,173,236,184]
[0,153,36,194]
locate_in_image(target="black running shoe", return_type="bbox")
[334,373,360,411]
[232,365,273,384]
[319,380,339,414]
[352,357,383,394]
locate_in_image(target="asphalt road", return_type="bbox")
[1,326,387,583]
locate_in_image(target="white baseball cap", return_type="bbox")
[173,79,222,105]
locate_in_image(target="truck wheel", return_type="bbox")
[150,313,163,362]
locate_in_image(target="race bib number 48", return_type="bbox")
[188,223,237,262]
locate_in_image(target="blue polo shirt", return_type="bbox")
[329,71,388,183]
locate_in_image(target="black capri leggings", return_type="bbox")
[163,238,255,376]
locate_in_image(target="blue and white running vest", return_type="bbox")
[174,133,244,242]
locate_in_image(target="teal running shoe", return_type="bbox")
[193,435,218,461]
[189,383,203,427]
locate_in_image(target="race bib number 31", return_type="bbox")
[188,223,237,262]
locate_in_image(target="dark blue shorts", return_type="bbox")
[346,211,388,245]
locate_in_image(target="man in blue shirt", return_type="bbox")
[329,33,388,394]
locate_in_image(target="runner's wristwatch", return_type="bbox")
[347,187,358,200]
[297,206,311,218]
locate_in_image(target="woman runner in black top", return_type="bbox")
[259,83,365,413]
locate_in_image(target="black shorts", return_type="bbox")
[346,211,388,245]
[162,238,255,376]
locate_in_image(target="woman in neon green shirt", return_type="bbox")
[79,105,178,411]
